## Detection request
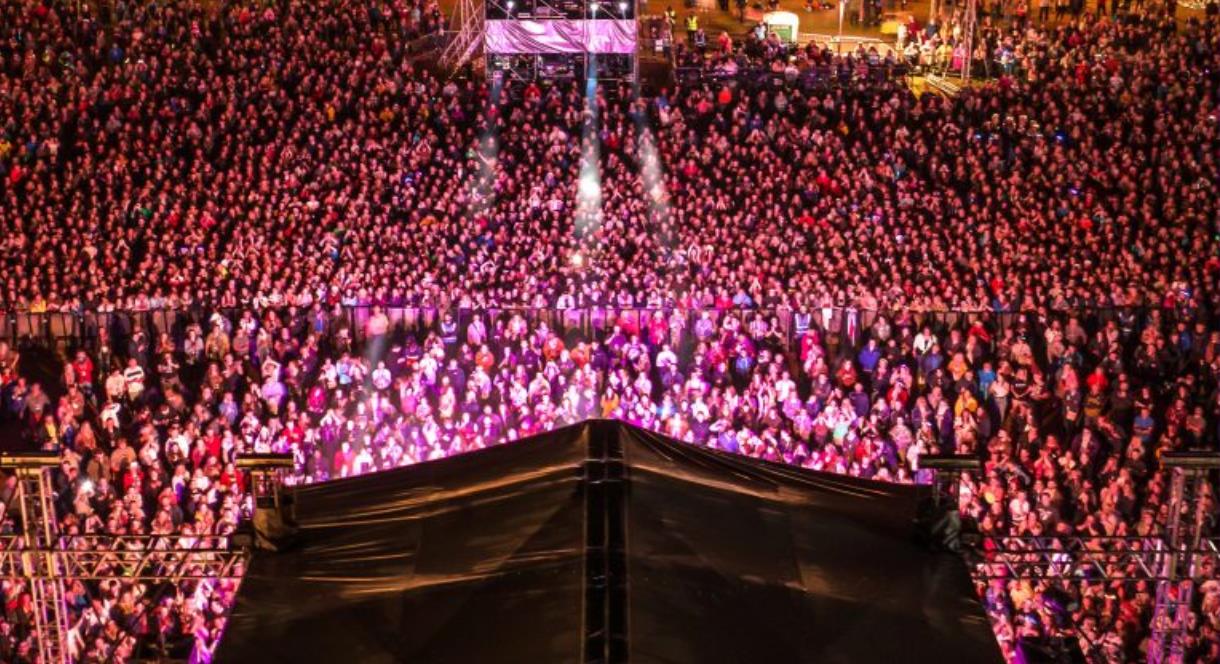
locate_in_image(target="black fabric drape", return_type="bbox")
[621,425,1001,664]
[217,429,589,664]
[216,421,1002,664]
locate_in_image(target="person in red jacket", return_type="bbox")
[73,350,95,400]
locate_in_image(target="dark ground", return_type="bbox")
[0,346,63,454]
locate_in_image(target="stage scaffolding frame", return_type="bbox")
[440,0,484,72]
[8,443,1212,662]
[1,453,292,664]
[1146,460,1216,664]
[960,0,977,81]
[446,0,637,82]
[484,0,598,19]
[11,463,73,664]
[443,0,599,74]
[966,535,1220,581]
[930,451,1219,664]
[0,536,247,581]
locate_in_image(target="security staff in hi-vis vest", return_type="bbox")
[684,13,698,42]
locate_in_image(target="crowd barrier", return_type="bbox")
[0,303,1201,362]
[675,59,910,90]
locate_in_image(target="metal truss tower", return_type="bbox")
[1147,452,1219,664]
[439,0,484,73]
[927,451,1220,662]
[9,459,72,664]
[960,0,978,82]
[1,452,293,664]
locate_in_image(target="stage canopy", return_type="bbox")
[485,19,637,54]
[216,420,1003,664]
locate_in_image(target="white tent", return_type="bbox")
[762,11,800,44]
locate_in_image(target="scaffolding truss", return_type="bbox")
[960,0,977,81]
[0,536,247,581]
[0,452,294,664]
[12,466,73,664]
[939,451,1219,664]
[966,535,1220,581]
[439,0,484,73]
[485,0,597,19]
[1147,464,1215,664]
[464,0,636,83]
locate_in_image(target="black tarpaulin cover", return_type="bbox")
[216,420,1003,664]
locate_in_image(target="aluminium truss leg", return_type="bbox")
[1148,468,1187,664]
[15,469,72,664]
[439,0,484,73]
[961,0,977,81]
[29,576,72,664]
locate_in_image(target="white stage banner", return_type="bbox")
[485,19,637,54]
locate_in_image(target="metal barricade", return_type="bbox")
[0,304,1193,362]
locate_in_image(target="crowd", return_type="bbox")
[3,5,1219,320]
[1,0,1219,661]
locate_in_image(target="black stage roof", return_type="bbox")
[216,420,1003,664]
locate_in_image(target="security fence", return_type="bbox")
[0,303,1202,362]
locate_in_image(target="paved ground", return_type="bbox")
[642,0,925,41]
[642,0,1207,45]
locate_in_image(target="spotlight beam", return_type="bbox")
[576,55,602,236]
